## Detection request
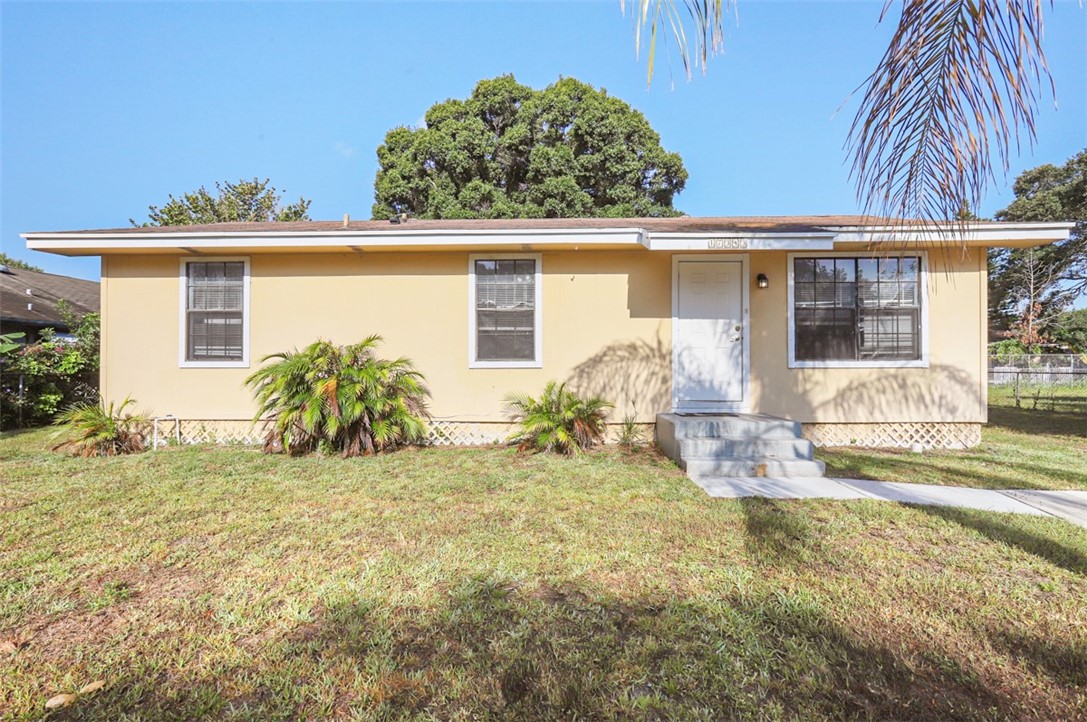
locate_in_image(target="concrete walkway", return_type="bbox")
[695,476,1087,527]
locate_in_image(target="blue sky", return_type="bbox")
[2,1,1084,281]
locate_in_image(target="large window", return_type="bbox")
[180,259,249,367]
[790,255,925,366]
[470,255,541,367]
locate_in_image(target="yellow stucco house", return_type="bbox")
[25,216,1069,458]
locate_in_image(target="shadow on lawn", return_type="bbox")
[57,571,1045,721]
[821,447,1087,492]
[920,505,1087,577]
[985,625,1087,689]
[987,405,1087,438]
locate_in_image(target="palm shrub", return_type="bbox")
[52,397,147,457]
[245,336,430,457]
[504,381,612,455]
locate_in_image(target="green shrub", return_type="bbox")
[52,397,147,457]
[504,381,611,455]
[246,336,429,457]
[1,308,100,428]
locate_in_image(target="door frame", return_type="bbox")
[671,254,751,413]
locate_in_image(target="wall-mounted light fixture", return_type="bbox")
[756,273,769,289]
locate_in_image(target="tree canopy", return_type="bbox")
[132,178,312,226]
[371,75,687,220]
[0,253,42,272]
[989,148,1086,343]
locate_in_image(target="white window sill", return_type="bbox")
[470,360,542,369]
[788,359,929,369]
[180,360,250,369]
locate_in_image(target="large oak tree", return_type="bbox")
[371,75,687,220]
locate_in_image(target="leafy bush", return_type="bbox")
[988,339,1033,360]
[52,397,147,457]
[0,331,25,354]
[1,307,100,428]
[504,381,611,455]
[246,337,430,457]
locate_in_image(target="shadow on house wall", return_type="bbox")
[567,329,671,418]
[747,363,984,424]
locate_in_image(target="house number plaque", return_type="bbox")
[707,238,748,250]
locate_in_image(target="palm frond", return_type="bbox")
[52,397,147,457]
[623,0,727,85]
[848,0,1052,227]
[623,0,1056,228]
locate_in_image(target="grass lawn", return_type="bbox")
[2,424,1086,721]
[819,394,1087,491]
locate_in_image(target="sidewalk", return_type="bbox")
[695,476,1087,528]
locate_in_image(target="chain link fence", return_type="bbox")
[988,354,1087,413]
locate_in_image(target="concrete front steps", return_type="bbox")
[655,413,826,479]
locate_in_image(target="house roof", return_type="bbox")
[32,215,886,235]
[22,215,1074,255]
[0,265,100,328]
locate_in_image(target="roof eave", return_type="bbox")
[22,221,1073,255]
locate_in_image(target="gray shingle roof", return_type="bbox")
[0,266,99,328]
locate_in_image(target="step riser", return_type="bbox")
[656,413,825,480]
[678,438,814,460]
[685,459,827,479]
[672,421,802,439]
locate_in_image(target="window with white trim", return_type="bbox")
[792,255,923,363]
[470,256,541,367]
[181,259,248,365]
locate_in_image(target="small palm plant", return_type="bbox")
[504,381,612,455]
[52,397,147,457]
[617,403,646,449]
[245,336,430,457]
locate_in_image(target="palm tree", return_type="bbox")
[504,381,612,455]
[623,0,1055,226]
[245,337,430,457]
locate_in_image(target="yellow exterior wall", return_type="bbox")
[747,249,987,424]
[101,248,986,425]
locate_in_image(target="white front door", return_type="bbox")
[673,258,748,411]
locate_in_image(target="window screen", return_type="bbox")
[793,256,921,362]
[185,261,245,362]
[474,259,536,362]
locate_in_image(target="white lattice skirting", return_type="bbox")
[150,418,976,451]
[151,418,274,447]
[149,418,655,448]
[802,422,982,450]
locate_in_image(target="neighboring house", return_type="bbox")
[23,216,1070,449]
[0,263,100,343]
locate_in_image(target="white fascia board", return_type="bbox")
[22,227,647,252]
[830,222,1073,246]
[648,233,836,251]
